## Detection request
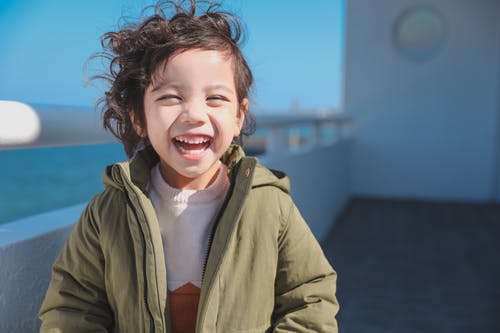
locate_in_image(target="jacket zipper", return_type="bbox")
[200,160,240,281]
[201,230,214,282]
[197,159,255,332]
[201,191,230,281]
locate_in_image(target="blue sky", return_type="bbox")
[0,1,344,112]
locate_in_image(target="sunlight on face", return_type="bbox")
[141,49,247,189]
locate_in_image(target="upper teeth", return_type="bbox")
[175,136,210,144]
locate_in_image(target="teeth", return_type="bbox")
[175,136,210,144]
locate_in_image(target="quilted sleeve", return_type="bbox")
[272,200,339,332]
[39,198,113,332]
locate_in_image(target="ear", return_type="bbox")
[130,111,147,138]
[234,98,248,137]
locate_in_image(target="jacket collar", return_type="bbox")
[104,143,290,195]
[112,144,248,193]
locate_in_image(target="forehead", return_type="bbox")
[151,48,235,85]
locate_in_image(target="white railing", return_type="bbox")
[0,101,115,149]
[0,101,352,154]
[253,112,351,157]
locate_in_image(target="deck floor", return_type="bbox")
[321,197,500,333]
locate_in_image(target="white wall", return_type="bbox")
[0,228,73,332]
[0,204,88,332]
[344,0,500,202]
[265,141,352,239]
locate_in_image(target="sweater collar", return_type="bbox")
[150,162,229,204]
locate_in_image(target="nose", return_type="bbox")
[180,100,208,125]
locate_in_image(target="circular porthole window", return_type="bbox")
[393,6,447,62]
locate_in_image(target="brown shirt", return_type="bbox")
[169,283,201,333]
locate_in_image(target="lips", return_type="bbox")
[173,135,212,155]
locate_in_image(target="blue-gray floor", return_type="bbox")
[322,197,500,333]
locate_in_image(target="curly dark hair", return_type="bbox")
[89,0,255,157]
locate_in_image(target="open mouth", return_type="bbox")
[173,135,212,155]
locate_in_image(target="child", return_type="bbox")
[39,1,339,332]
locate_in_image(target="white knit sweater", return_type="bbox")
[149,163,229,291]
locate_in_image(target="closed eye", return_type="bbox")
[156,94,182,106]
[207,95,229,107]
[207,95,228,101]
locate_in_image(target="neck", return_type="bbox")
[159,161,222,190]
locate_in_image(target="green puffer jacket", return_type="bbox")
[39,145,339,333]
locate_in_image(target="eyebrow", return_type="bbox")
[150,80,181,93]
[150,81,235,95]
[209,84,235,95]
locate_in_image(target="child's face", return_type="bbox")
[140,49,247,189]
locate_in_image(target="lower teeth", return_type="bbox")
[180,148,204,154]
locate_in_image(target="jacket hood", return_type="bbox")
[222,144,290,193]
[251,164,290,193]
[102,144,290,194]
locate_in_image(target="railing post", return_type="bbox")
[266,126,288,156]
[313,121,322,146]
[334,119,344,142]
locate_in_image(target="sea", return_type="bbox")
[0,143,126,225]
[0,140,268,226]
[0,125,334,225]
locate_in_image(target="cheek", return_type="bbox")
[146,109,176,130]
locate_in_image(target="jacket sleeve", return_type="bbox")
[272,200,339,332]
[39,198,114,332]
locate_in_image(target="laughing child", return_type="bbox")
[39,1,339,332]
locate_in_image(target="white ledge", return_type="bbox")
[0,203,86,247]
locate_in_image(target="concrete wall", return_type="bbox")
[0,141,351,332]
[265,140,352,239]
[0,228,72,332]
[344,0,500,202]
[0,204,84,332]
